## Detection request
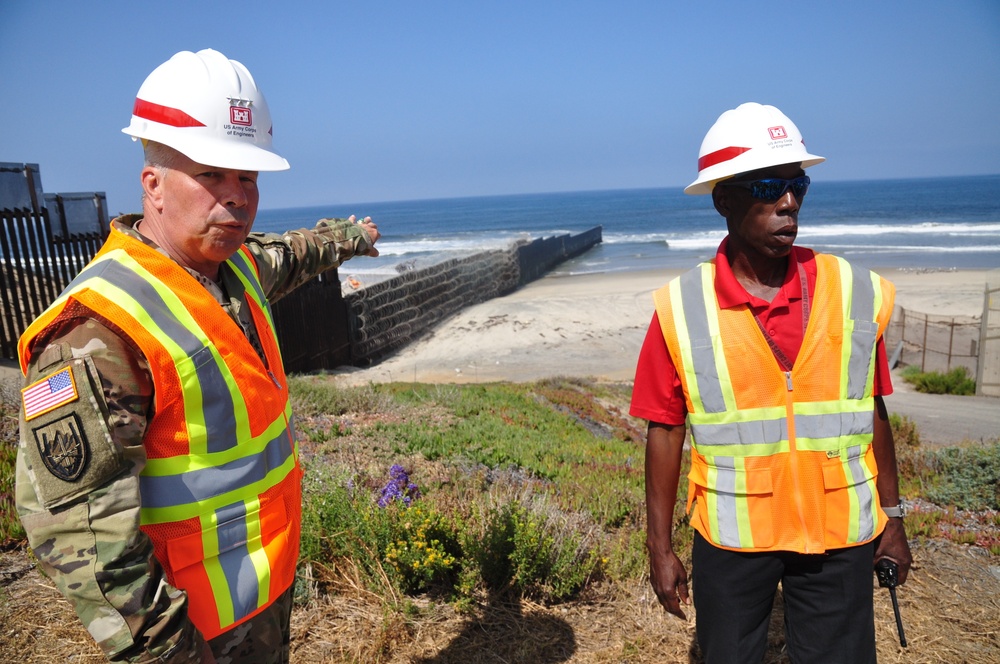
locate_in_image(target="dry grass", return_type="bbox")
[2,537,998,663]
[2,378,997,661]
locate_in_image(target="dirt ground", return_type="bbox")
[2,536,998,663]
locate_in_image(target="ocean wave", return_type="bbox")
[825,243,1000,254]
[797,222,1000,237]
[373,235,526,256]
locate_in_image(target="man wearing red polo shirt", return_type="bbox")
[632,103,911,663]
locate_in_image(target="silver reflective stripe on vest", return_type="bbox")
[690,417,787,447]
[228,251,271,316]
[73,259,240,452]
[846,261,877,400]
[712,456,742,548]
[679,268,727,413]
[139,427,294,508]
[794,410,875,440]
[845,445,876,540]
[214,501,259,623]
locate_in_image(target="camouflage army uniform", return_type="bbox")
[16,214,374,663]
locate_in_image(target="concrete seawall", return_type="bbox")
[342,226,602,365]
[273,226,602,373]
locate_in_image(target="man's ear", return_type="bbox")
[712,186,731,218]
[141,166,165,212]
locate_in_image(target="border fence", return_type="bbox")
[885,308,980,376]
[883,269,1000,397]
[1,163,108,359]
[976,269,1000,396]
[273,228,602,372]
[2,161,602,373]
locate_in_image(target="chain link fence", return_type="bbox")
[976,269,1000,396]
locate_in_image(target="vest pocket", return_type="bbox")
[166,498,289,573]
[820,447,878,543]
[820,446,874,490]
[689,456,775,549]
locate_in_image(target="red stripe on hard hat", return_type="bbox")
[132,98,206,128]
[698,146,751,172]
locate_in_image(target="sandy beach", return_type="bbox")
[1,267,992,391]
[332,266,995,386]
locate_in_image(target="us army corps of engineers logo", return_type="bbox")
[33,412,90,481]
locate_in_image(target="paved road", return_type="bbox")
[883,374,998,446]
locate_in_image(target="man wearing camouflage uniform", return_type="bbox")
[15,49,380,662]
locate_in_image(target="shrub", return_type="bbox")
[289,376,390,416]
[922,442,1000,511]
[889,413,921,448]
[298,465,383,576]
[299,461,461,598]
[464,497,601,602]
[900,365,977,395]
[384,504,461,594]
[0,386,25,548]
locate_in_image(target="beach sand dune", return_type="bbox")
[333,267,992,386]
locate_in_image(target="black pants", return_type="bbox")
[692,532,876,664]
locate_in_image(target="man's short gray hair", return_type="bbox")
[143,141,184,171]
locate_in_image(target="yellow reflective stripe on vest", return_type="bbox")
[201,499,271,628]
[139,404,295,522]
[61,250,249,455]
[703,455,755,548]
[688,406,789,457]
[825,257,879,542]
[835,256,880,401]
[792,400,875,452]
[845,443,878,542]
[678,264,787,456]
[228,248,277,331]
[671,255,883,549]
[673,266,736,414]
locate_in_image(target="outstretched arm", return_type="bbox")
[247,215,381,302]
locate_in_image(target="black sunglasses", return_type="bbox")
[718,175,810,201]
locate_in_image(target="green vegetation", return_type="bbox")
[1,379,25,548]
[899,441,1000,511]
[290,377,658,606]
[900,365,977,395]
[893,414,1000,554]
[1,374,996,606]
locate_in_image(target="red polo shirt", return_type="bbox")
[630,239,893,425]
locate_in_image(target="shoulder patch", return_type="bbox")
[32,412,90,481]
[19,356,126,510]
[22,366,79,421]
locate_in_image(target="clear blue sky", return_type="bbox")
[2,1,998,215]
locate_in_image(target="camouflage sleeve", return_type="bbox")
[244,217,374,303]
[15,312,210,662]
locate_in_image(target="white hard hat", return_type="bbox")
[122,49,289,171]
[684,102,824,195]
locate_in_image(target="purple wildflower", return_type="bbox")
[377,464,421,508]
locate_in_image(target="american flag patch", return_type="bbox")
[22,367,79,421]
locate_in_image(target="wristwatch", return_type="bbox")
[882,503,906,518]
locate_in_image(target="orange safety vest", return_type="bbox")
[20,227,302,639]
[653,252,894,554]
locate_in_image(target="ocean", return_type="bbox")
[254,174,1000,282]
